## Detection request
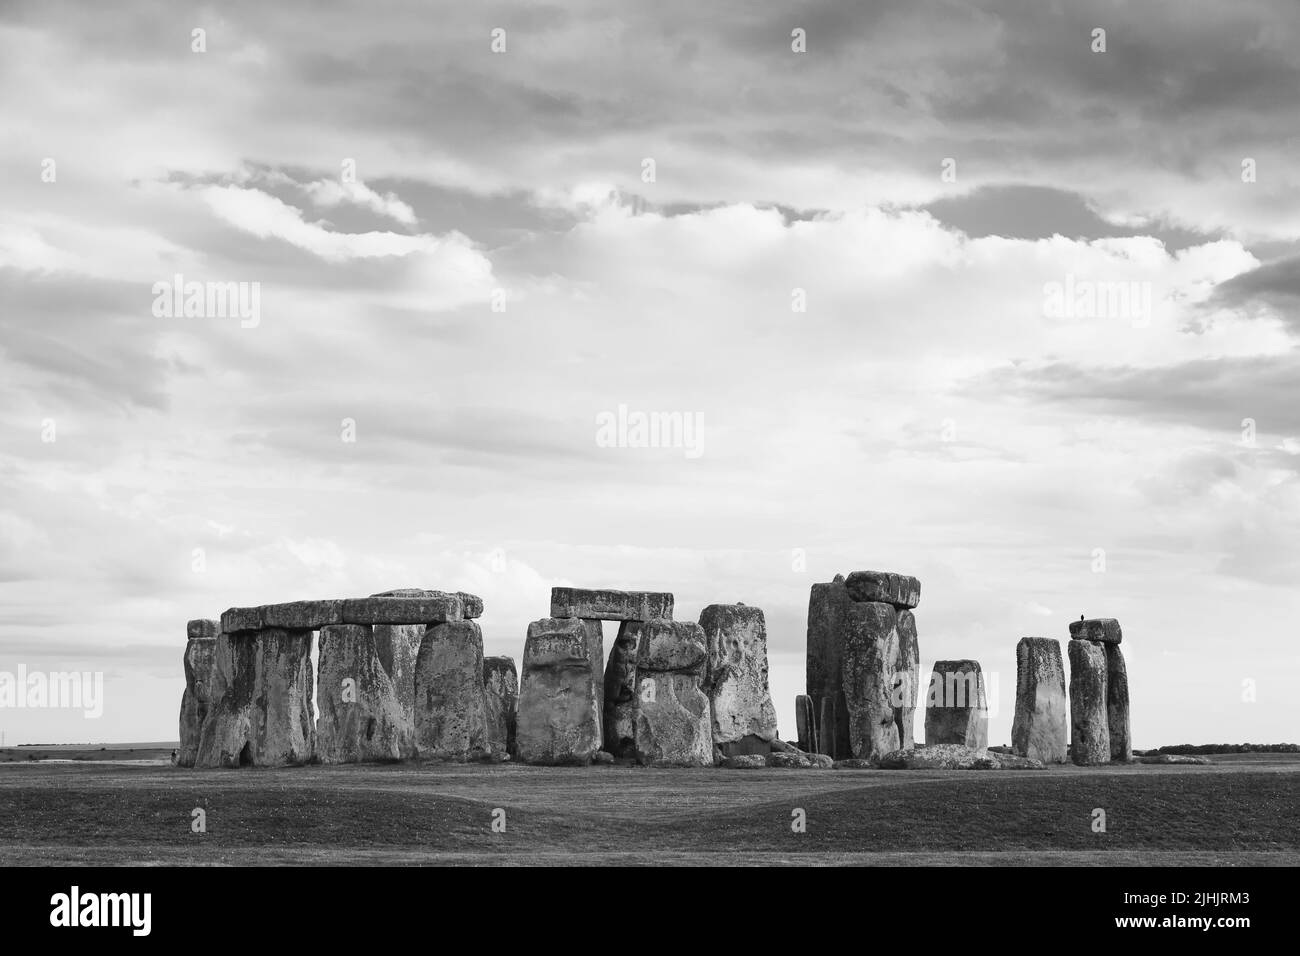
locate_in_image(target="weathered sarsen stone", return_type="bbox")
[551,587,673,621]
[516,618,603,764]
[699,603,779,756]
[178,620,218,767]
[1011,637,1067,764]
[806,576,853,758]
[795,694,817,754]
[603,622,640,757]
[894,609,920,749]
[372,587,483,619]
[1069,618,1122,644]
[841,601,902,763]
[1068,639,1110,765]
[633,620,713,767]
[372,623,423,728]
[483,656,519,758]
[1105,643,1132,762]
[844,570,921,609]
[195,627,316,767]
[316,624,413,763]
[414,621,489,760]
[924,660,989,750]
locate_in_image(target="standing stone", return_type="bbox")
[317,624,414,763]
[806,576,853,758]
[924,660,988,750]
[1105,643,1132,762]
[699,603,779,756]
[894,609,920,749]
[603,621,640,757]
[841,601,902,763]
[483,656,519,758]
[517,618,603,765]
[195,627,316,767]
[1068,639,1110,765]
[372,623,423,729]
[632,621,713,766]
[178,620,218,768]
[1011,637,1068,764]
[414,621,490,760]
[795,694,817,754]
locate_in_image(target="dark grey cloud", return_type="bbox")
[924,185,1220,249]
[968,354,1300,433]
[1211,256,1300,330]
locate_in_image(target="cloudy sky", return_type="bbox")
[2,0,1298,748]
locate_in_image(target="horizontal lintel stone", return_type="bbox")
[1068,618,1122,644]
[550,587,673,621]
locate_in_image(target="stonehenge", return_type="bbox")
[177,578,1136,774]
[806,571,921,764]
[1011,638,1067,764]
[187,591,488,767]
[924,660,989,750]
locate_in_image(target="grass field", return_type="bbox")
[0,750,1295,865]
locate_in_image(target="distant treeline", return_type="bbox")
[1150,743,1299,754]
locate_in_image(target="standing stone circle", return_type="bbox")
[1067,639,1110,765]
[316,623,414,763]
[1011,637,1067,764]
[699,603,779,756]
[924,660,989,750]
